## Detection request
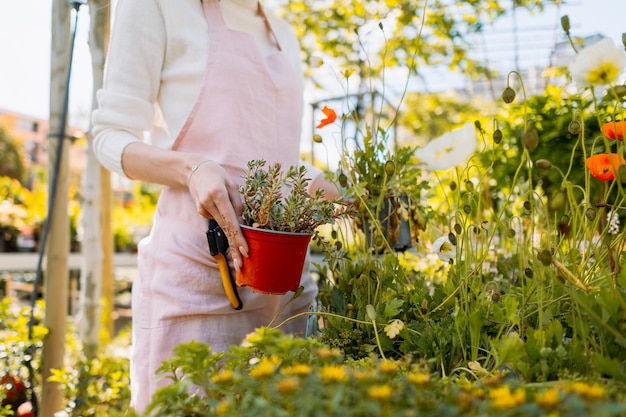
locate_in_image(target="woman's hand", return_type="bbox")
[120,143,249,271]
[187,160,249,272]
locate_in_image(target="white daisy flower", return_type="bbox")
[569,38,626,87]
[414,122,477,171]
[432,236,456,263]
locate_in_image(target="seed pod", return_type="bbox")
[454,223,463,235]
[465,180,474,192]
[493,129,503,144]
[538,249,552,266]
[502,87,516,104]
[561,15,570,33]
[585,208,597,221]
[313,134,323,143]
[449,181,457,191]
[507,228,516,238]
[474,120,482,130]
[331,230,338,239]
[524,268,533,278]
[523,200,531,211]
[522,128,539,151]
[338,172,348,187]
[384,160,396,177]
[568,120,581,135]
[535,159,552,170]
[463,204,471,214]
[448,232,457,245]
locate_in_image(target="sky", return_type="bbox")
[0,0,624,132]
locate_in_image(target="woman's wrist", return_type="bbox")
[187,159,212,188]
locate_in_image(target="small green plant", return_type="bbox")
[240,159,354,233]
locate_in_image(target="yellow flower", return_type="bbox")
[367,384,393,402]
[320,365,348,383]
[316,347,342,359]
[276,377,300,394]
[211,369,234,384]
[407,372,431,386]
[281,364,312,377]
[214,399,231,416]
[568,382,606,401]
[249,356,280,379]
[490,386,526,410]
[379,359,399,374]
[535,387,560,408]
[341,67,356,78]
[569,38,626,87]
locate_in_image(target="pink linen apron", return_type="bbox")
[130,0,318,412]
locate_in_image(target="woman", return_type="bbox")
[92,0,335,411]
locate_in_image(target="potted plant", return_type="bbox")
[319,92,432,253]
[237,159,354,294]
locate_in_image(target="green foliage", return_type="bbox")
[240,159,354,233]
[146,327,626,417]
[0,298,132,416]
[276,0,545,80]
[0,125,25,183]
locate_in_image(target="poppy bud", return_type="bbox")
[568,120,581,135]
[463,204,471,214]
[338,172,348,187]
[449,181,457,191]
[561,15,570,33]
[474,120,482,130]
[448,232,457,245]
[502,87,516,104]
[585,208,597,221]
[535,159,552,170]
[539,249,552,266]
[454,223,463,235]
[522,128,539,151]
[609,85,626,99]
[507,228,516,238]
[465,180,474,192]
[384,160,396,177]
[523,200,531,211]
[313,134,323,143]
[493,129,503,144]
[524,268,533,278]
[549,189,567,211]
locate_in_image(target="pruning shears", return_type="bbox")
[207,219,243,310]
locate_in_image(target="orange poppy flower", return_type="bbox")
[585,153,625,181]
[316,106,337,128]
[602,121,626,140]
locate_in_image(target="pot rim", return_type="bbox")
[240,224,314,237]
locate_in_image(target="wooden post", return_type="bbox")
[41,0,72,414]
[89,0,114,338]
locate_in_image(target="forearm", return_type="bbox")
[121,142,204,189]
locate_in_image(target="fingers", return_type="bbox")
[188,161,249,271]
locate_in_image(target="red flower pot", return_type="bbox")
[236,225,312,295]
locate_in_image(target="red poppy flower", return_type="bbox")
[602,121,626,140]
[316,106,337,128]
[585,153,625,181]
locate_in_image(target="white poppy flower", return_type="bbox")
[414,122,477,171]
[432,236,456,263]
[569,38,626,87]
